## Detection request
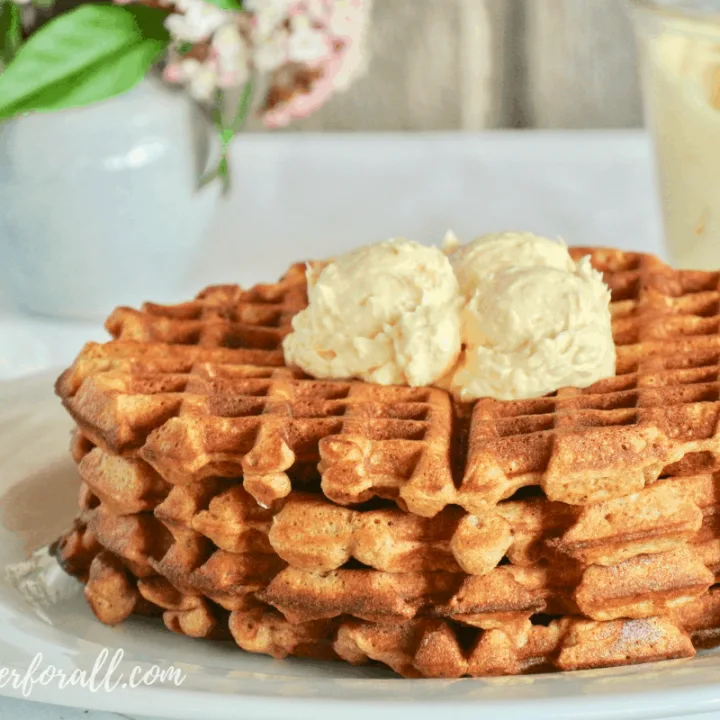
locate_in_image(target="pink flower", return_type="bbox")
[159,0,371,120]
[163,63,185,84]
[211,23,251,88]
[164,0,229,44]
[260,55,339,128]
[163,57,220,101]
[287,13,333,65]
[259,0,371,127]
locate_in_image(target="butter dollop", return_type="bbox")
[447,255,616,401]
[283,232,616,402]
[450,231,575,297]
[282,239,462,386]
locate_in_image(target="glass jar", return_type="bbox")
[628,0,720,268]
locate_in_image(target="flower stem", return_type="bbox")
[198,80,253,195]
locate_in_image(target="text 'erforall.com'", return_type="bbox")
[1,648,186,697]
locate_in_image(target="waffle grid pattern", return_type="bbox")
[51,247,720,677]
[52,530,720,677]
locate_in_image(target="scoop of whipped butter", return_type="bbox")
[283,232,616,401]
[442,232,615,400]
[282,238,462,386]
[446,230,575,296]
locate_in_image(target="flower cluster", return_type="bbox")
[159,0,372,126]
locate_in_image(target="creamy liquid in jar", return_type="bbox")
[636,6,720,268]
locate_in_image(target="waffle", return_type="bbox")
[105,265,308,348]
[59,251,720,519]
[58,350,456,514]
[64,475,720,628]
[331,601,720,677]
[77,502,285,610]
[50,526,720,677]
[67,486,568,625]
[458,247,720,511]
[50,247,720,678]
[73,441,718,575]
[57,340,720,519]
[51,481,720,676]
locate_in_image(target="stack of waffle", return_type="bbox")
[51,248,720,677]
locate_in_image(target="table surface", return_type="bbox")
[0,130,673,719]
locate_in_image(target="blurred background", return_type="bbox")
[6,0,719,326]
[245,0,643,132]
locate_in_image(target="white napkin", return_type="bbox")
[5,546,81,623]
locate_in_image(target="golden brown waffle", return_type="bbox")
[58,355,455,514]
[49,527,720,677]
[62,477,720,629]
[72,441,719,577]
[331,604,717,677]
[258,545,719,625]
[105,265,308,349]
[51,247,720,678]
[56,341,289,401]
[256,563,578,627]
[268,479,716,573]
[458,247,720,512]
[58,255,720,519]
[77,500,285,611]
[67,485,570,627]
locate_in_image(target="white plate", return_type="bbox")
[0,372,719,720]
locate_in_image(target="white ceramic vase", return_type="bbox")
[0,77,220,319]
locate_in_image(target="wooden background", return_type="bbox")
[246,0,645,132]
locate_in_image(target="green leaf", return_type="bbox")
[0,4,170,120]
[0,2,22,67]
[202,0,242,10]
[10,38,169,112]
